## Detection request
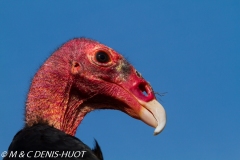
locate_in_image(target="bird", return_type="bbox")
[4,38,166,160]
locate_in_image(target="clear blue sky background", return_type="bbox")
[0,1,239,160]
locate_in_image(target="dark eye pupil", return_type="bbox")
[96,51,110,63]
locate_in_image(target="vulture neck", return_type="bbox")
[25,62,90,136]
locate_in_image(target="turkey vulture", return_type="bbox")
[4,38,166,160]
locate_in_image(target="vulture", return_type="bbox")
[4,38,166,160]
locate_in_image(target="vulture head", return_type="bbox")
[26,38,166,136]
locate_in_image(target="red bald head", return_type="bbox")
[26,38,166,136]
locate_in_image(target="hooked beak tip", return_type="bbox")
[139,99,166,135]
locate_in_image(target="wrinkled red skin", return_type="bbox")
[26,38,155,136]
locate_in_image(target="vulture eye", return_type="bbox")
[95,51,110,63]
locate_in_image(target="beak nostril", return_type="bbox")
[135,82,154,101]
[142,90,148,96]
[139,83,149,97]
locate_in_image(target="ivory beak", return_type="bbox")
[139,99,166,135]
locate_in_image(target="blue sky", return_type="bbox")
[0,1,239,159]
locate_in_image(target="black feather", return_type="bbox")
[4,123,103,160]
[92,140,103,160]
